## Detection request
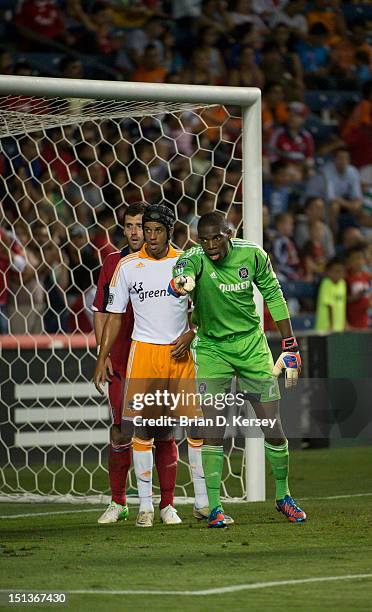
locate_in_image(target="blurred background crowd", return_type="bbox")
[0,0,371,335]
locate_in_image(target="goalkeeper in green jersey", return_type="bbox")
[169,212,306,528]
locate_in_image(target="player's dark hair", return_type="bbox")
[345,244,367,259]
[197,212,230,234]
[124,202,147,220]
[304,196,324,210]
[326,256,345,271]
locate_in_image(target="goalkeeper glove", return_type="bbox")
[272,336,301,388]
[168,275,195,297]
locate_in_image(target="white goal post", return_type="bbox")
[0,75,265,503]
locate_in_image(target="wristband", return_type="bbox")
[281,336,298,352]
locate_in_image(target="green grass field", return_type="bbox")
[1,446,372,611]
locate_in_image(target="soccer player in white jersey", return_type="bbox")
[94,204,212,527]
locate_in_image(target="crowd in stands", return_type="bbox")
[0,0,371,334]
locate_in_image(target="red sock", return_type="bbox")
[154,439,178,510]
[109,442,132,505]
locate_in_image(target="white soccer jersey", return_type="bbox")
[107,244,189,344]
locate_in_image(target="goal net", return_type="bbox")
[0,76,263,504]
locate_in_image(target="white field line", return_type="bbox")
[1,491,372,520]
[0,574,372,596]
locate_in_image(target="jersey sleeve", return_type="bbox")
[92,258,111,312]
[253,246,289,321]
[107,262,130,314]
[317,278,333,306]
[173,249,202,281]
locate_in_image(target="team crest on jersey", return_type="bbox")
[108,292,114,305]
[238,267,249,279]
[136,262,145,268]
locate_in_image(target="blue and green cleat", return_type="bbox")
[276,495,306,523]
[207,507,227,528]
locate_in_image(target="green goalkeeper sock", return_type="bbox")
[265,440,290,501]
[201,445,224,511]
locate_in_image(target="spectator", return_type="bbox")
[126,16,165,67]
[305,147,363,234]
[181,48,216,85]
[8,220,44,334]
[301,219,327,282]
[262,82,288,147]
[229,45,263,88]
[161,28,184,74]
[270,24,304,88]
[59,55,84,80]
[331,19,372,87]
[340,80,372,172]
[306,0,346,47]
[315,257,347,332]
[295,196,335,260]
[198,0,233,35]
[40,240,70,333]
[269,0,308,39]
[263,161,296,217]
[272,212,300,280]
[269,102,315,176]
[0,227,26,334]
[230,0,268,34]
[296,22,330,89]
[132,44,167,83]
[339,226,365,255]
[197,26,227,84]
[345,245,371,329]
[15,0,75,49]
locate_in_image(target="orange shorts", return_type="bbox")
[122,340,202,421]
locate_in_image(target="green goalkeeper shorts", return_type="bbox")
[191,329,280,404]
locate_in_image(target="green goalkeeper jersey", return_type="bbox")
[173,239,289,339]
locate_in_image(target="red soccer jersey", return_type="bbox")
[92,247,134,375]
[269,127,314,163]
[346,270,371,329]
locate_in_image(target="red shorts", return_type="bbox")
[108,370,125,426]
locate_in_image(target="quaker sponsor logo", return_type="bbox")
[219,281,250,293]
[238,267,249,279]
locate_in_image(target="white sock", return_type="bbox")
[133,446,154,513]
[188,442,209,510]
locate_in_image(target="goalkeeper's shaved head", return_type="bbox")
[197,212,230,235]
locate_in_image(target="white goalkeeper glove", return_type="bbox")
[272,336,301,389]
[169,275,195,296]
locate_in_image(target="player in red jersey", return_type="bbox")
[346,245,371,329]
[93,202,181,524]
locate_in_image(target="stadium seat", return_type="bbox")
[341,3,372,22]
[290,313,316,332]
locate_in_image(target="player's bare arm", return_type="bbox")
[94,313,122,395]
[93,310,114,378]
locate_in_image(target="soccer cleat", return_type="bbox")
[207,507,227,528]
[97,501,129,524]
[160,504,182,525]
[136,510,154,527]
[276,495,307,523]
[194,506,234,525]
